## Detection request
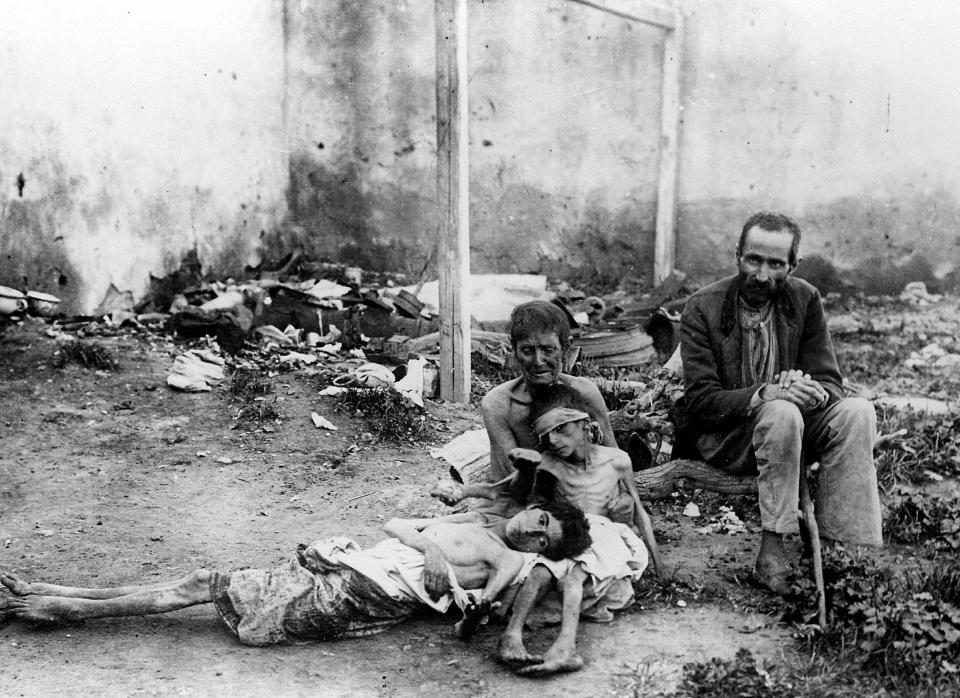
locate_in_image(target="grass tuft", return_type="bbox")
[54,341,118,370]
[336,387,429,442]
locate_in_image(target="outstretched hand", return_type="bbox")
[454,597,500,639]
[508,448,542,471]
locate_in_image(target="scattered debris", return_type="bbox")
[695,507,748,535]
[310,412,338,430]
[430,428,491,481]
[876,396,952,416]
[903,343,960,371]
[900,280,942,306]
[167,350,225,392]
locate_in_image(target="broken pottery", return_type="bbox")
[0,285,27,315]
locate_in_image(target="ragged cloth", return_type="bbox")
[531,514,649,623]
[211,536,542,646]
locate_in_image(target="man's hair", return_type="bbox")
[508,301,571,351]
[540,499,592,560]
[528,383,591,425]
[736,211,802,268]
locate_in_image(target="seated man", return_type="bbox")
[0,502,591,648]
[678,211,882,594]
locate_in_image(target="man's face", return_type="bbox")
[541,419,588,460]
[737,226,794,307]
[505,507,563,555]
[514,331,564,387]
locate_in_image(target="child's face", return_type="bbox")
[542,419,588,460]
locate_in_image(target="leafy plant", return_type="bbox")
[784,547,960,692]
[227,368,279,425]
[885,492,960,549]
[54,340,118,370]
[667,648,795,697]
[874,412,960,491]
[336,387,428,442]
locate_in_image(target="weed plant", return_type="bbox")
[228,368,279,425]
[783,548,960,695]
[54,340,118,370]
[874,411,960,492]
[336,387,428,443]
[885,492,960,548]
[229,368,274,399]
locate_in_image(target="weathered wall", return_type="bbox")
[286,0,960,291]
[676,0,960,289]
[0,1,288,313]
[4,1,957,310]
[283,0,665,286]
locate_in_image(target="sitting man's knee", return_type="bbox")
[758,399,803,425]
[834,397,877,430]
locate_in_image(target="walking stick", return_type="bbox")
[799,470,827,629]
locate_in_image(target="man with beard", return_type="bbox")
[678,212,882,594]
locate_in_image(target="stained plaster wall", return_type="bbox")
[283,0,666,286]
[676,0,960,290]
[0,1,287,313]
[5,1,958,313]
[286,0,960,292]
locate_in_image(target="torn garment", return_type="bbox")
[530,514,649,623]
[211,536,540,646]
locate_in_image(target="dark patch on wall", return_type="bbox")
[792,254,844,295]
[849,253,938,296]
[545,200,656,292]
[469,181,559,274]
[676,193,960,288]
[1,198,84,313]
[283,153,432,273]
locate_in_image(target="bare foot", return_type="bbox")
[9,595,82,624]
[498,633,542,668]
[1,572,33,596]
[516,652,584,676]
[0,588,19,623]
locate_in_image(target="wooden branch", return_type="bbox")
[633,459,757,499]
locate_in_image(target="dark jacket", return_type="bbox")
[678,274,844,434]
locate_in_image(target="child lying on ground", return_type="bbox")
[0,503,591,648]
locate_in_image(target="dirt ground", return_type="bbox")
[0,317,877,698]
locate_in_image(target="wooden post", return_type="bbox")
[435,0,471,403]
[653,8,683,285]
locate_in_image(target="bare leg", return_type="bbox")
[498,565,552,667]
[517,565,586,676]
[5,569,214,624]
[2,571,192,600]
